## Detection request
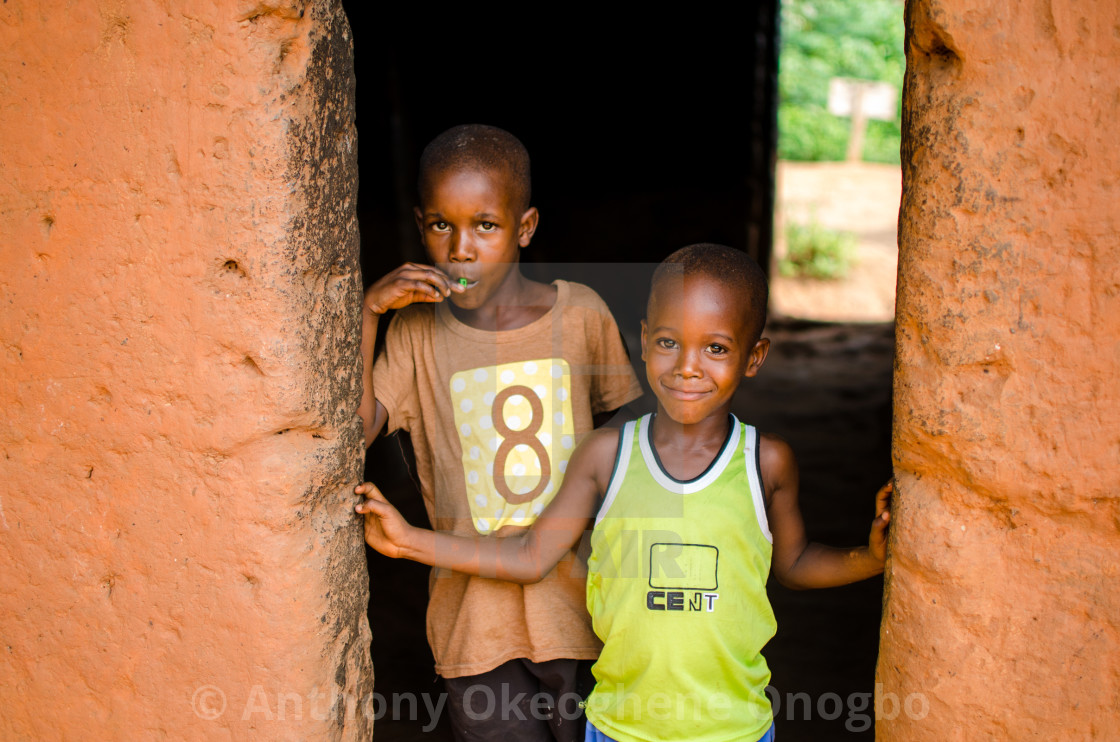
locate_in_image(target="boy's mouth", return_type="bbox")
[662,384,710,401]
[453,276,479,290]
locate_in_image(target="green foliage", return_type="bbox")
[779,219,857,280]
[778,0,904,163]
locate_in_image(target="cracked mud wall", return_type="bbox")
[880,0,1120,738]
[0,2,372,739]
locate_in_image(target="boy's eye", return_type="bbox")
[430,221,450,233]
[656,338,677,349]
[478,221,497,232]
[707,344,727,355]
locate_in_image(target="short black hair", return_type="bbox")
[650,244,769,343]
[418,124,531,212]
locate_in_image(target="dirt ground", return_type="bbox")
[363,163,901,740]
[771,161,902,323]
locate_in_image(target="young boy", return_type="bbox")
[357,244,892,742]
[358,125,643,741]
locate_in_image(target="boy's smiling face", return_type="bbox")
[641,274,769,426]
[414,166,538,312]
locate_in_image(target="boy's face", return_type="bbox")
[641,274,769,426]
[414,167,538,312]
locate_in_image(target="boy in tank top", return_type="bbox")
[357,243,892,742]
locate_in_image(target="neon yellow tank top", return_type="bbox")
[585,413,775,742]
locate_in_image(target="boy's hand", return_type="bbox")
[355,482,413,559]
[364,263,465,316]
[869,480,893,563]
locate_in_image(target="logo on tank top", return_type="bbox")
[646,542,720,613]
[450,359,575,534]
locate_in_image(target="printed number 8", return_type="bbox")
[491,385,552,504]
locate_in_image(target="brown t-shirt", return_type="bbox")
[373,280,643,678]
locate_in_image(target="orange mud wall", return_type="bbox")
[880,0,1119,738]
[0,2,372,740]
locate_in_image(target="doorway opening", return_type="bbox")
[341,5,891,739]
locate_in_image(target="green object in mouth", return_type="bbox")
[459,277,469,286]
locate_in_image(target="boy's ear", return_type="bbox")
[743,338,770,378]
[517,207,540,247]
[640,319,648,362]
[412,206,425,238]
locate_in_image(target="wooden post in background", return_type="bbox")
[829,77,898,162]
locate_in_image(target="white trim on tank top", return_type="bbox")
[594,419,635,526]
[742,424,773,544]
[595,413,773,543]
[638,412,741,494]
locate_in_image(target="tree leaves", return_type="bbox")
[779,0,904,163]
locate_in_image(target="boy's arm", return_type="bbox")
[356,427,620,583]
[357,263,464,446]
[762,434,891,590]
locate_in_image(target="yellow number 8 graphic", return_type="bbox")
[491,385,552,504]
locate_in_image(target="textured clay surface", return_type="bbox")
[0,2,372,739]
[879,1,1120,738]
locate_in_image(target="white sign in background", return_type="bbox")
[828,78,898,121]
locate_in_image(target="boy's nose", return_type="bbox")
[674,348,702,377]
[448,232,475,262]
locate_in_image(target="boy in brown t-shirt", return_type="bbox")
[358,125,642,741]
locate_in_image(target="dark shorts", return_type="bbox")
[443,658,594,742]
